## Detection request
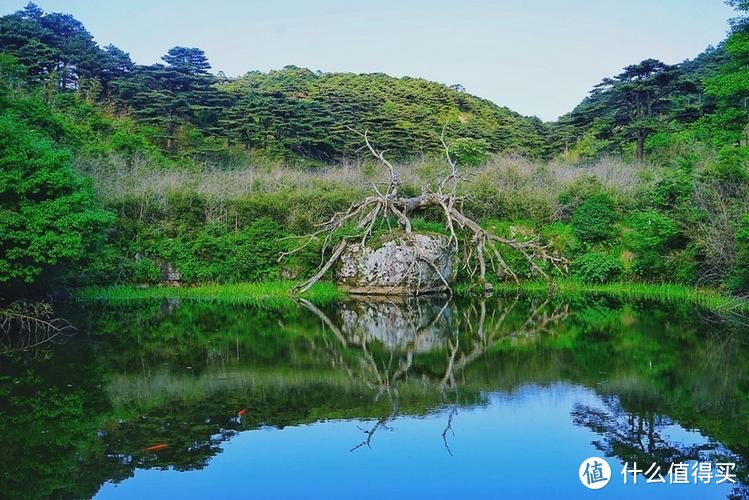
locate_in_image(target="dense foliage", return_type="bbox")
[0,2,747,297]
[218,68,548,163]
[0,112,113,288]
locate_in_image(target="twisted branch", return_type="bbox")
[284,125,568,295]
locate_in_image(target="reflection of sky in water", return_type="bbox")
[96,383,735,499]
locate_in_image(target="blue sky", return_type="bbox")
[2,0,735,120]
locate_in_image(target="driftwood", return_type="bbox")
[282,126,568,294]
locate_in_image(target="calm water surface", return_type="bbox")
[1,295,747,499]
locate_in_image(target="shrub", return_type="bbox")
[571,194,617,243]
[233,217,286,281]
[574,252,623,283]
[541,222,580,256]
[131,258,162,284]
[166,192,207,231]
[0,114,114,286]
[449,137,490,167]
[711,146,749,184]
[729,215,749,292]
[177,224,232,282]
[624,210,680,279]
[558,175,606,214]
[648,164,693,209]
[665,247,698,285]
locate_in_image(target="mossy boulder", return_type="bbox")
[335,232,454,295]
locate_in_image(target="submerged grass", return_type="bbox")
[494,279,749,313]
[77,280,341,306]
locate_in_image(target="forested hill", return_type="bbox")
[1,2,748,297]
[551,39,747,163]
[217,69,548,161]
[1,2,747,168]
[0,3,549,165]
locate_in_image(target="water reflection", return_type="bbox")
[0,295,747,498]
[0,302,75,353]
[573,396,720,466]
[303,295,568,391]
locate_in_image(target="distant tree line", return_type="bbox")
[0,3,549,164]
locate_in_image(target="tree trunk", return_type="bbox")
[636,131,645,163]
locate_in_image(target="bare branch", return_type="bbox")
[281,125,568,295]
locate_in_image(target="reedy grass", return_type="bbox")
[493,279,749,314]
[77,280,341,306]
[79,278,747,314]
[79,154,640,210]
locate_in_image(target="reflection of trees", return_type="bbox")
[441,298,568,389]
[0,345,108,499]
[441,406,458,456]
[350,399,399,452]
[573,393,749,495]
[302,296,567,394]
[301,296,568,451]
[572,396,716,467]
[6,296,747,496]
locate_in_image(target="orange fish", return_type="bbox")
[144,443,168,452]
[237,409,248,416]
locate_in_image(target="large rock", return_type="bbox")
[335,232,454,295]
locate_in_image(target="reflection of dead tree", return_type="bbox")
[350,398,399,452]
[300,298,413,397]
[441,406,458,456]
[298,298,357,380]
[300,296,569,453]
[284,126,567,294]
[300,298,431,452]
[0,302,76,353]
[439,299,569,390]
[301,297,568,393]
[510,299,569,340]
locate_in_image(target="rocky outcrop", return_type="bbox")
[334,232,454,295]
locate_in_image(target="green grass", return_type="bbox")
[79,278,749,314]
[77,280,342,306]
[493,279,749,313]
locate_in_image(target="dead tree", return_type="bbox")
[283,126,568,294]
[0,302,75,353]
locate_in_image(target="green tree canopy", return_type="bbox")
[589,59,682,161]
[162,46,211,75]
[0,114,114,287]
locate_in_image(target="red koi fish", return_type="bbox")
[237,409,248,416]
[144,443,168,452]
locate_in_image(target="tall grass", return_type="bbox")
[495,279,749,314]
[77,280,342,306]
[77,153,641,209]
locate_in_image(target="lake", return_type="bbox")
[0,294,747,499]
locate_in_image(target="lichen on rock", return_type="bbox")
[335,232,454,295]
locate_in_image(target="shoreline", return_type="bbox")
[77,279,749,313]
